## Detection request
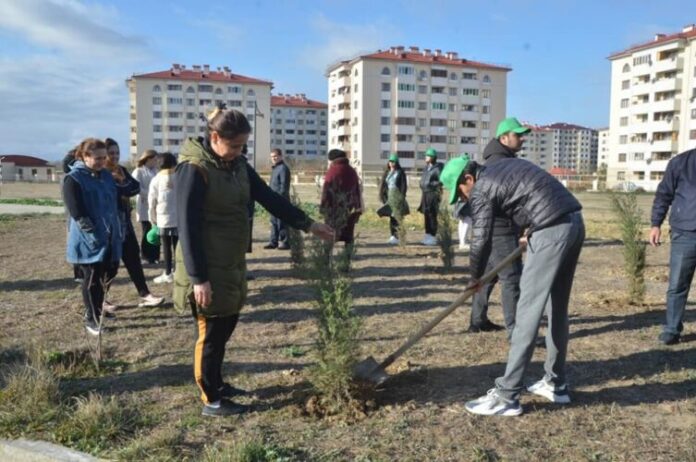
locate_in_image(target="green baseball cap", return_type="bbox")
[146,225,160,246]
[440,155,471,205]
[425,148,437,158]
[388,153,399,162]
[495,117,531,138]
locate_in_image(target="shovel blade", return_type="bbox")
[353,356,390,386]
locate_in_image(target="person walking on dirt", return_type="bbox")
[440,155,584,416]
[148,152,179,284]
[264,148,291,250]
[469,118,530,335]
[649,147,696,345]
[133,149,161,264]
[379,153,409,245]
[63,138,122,336]
[103,139,164,311]
[174,105,334,417]
[418,148,444,246]
[320,148,363,245]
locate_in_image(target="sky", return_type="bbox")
[0,0,694,160]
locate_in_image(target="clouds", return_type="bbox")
[0,0,150,158]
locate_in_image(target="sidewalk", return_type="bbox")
[0,203,65,215]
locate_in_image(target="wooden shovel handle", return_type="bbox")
[378,246,524,370]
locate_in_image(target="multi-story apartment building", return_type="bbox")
[126,64,272,165]
[326,46,509,174]
[270,94,328,159]
[518,123,598,174]
[607,24,696,191]
[597,128,610,168]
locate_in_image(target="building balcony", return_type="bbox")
[459,143,479,155]
[339,109,351,119]
[166,103,183,111]
[481,113,491,122]
[431,92,447,103]
[335,124,351,136]
[650,138,679,152]
[652,98,681,113]
[430,76,448,87]
[198,91,212,100]
[650,118,680,133]
[381,108,392,117]
[395,141,415,151]
[460,110,478,121]
[460,95,480,105]
[630,80,650,95]
[652,77,682,93]
[153,132,163,139]
[395,106,416,118]
[459,127,478,137]
[152,104,162,111]
[394,125,415,135]
[653,56,683,73]
[167,90,184,98]
[166,131,186,140]
[380,124,391,134]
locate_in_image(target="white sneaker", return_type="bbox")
[422,234,438,246]
[464,389,523,416]
[102,300,118,314]
[154,272,174,284]
[459,243,471,251]
[139,293,165,307]
[387,236,399,245]
[527,379,571,404]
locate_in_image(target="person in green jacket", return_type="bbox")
[174,105,334,417]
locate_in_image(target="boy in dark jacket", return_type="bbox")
[265,148,292,249]
[649,148,696,345]
[441,155,584,416]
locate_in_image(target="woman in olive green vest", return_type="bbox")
[174,106,334,417]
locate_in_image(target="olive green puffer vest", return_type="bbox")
[173,138,250,317]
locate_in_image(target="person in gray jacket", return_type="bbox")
[441,155,584,416]
[264,148,291,249]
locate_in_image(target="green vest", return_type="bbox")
[173,138,250,317]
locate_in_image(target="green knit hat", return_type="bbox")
[388,153,399,162]
[440,155,471,205]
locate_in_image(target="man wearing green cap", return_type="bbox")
[418,148,444,246]
[468,117,531,335]
[379,153,408,244]
[440,154,584,416]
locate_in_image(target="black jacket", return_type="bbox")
[469,158,582,279]
[379,166,407,204]
[419,161,444,193]
[270,161,291,198]
[481,138,519,236]
[651,149,696,232]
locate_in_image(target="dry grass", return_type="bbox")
[1,190,695,460]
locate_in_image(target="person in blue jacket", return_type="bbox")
[649,148,696,345]
[63,138,122,336]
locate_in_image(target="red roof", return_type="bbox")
[549,167,578,176]
[271,94,327,109]
[0,155,51,167]
[131,65,272,86]
[540,122,594,131]
[330,46,511,72]
[609,25,696,59]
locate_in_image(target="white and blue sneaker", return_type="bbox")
[464,389,523,416]
[527,379,571,404]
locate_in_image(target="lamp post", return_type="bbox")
[252,101,264,171]
[0,156,4,197]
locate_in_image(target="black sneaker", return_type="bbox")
[84,319,101,336]
[246,273,256,281]
[219,383,249,398]
[263,243,277,249]
[201,400,251,417]
[658,332,680,345]
[535,336,546,348]
[468,320,505,333]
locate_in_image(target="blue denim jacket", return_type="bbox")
[66,162,122,264]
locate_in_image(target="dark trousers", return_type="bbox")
[663,229,696,335]
[193,313,240,404]
[422,192,440,235]
[471,233,522,333]
[79,260,117,322]
[269,216,288,246]
[140,221,160,263]
[389,217,399,237]
[117,230,150,297]
[161,234,178,275]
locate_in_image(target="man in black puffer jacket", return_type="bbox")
[440,155,584,416]
[469,118,529,335]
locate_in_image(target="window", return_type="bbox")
[622,63,631,73]
[462,88,479,96]
[450,72,457,80]
[690,129,696,140]
[448,87,458,96]
[620,98,629,108]
[215,88,223,95]
[397,100,415,108]
[381,82,391,91]
[396,134,412,142]
[461,136,476,144]
[633,54,650,66]
[197,84,213,92]
[381,100,390,109]
[395,117,415,125]
[381,67,391,75]
[432,102,446,110]
[418,102,427,110]
[167,112,180,118]
[153,139,163,146]
[167,97,183,104]
[353,101,358,109]
[633,152,644,161]
[621,80,630,90]
[482,75,491,83]
[619,135,627,144]
[692,108,696,119]
[448,104,457,112]
[430,135,447,143]
[418,70,428,80]
[430,118,447,127]
[380,134,390,142]
[461,121,477,128]
[167,84,182,91]
[462,72,477,80]
[186,98,195,106]
[153,125,162,132]
[152,97,162,104]
[228,86,241,93]
[398,83,415,91]
[634,171,645,180]
[481,89,491,98]
[418,118,427,127]
[431,69,447,78]
[418,85,428,94]
[381,116,390,125]
[153,111,162,118]
[354,68,358,76]
[651,171,665,181]
[354,84,359,92]
[186,112,196,120]
[247,89,255,97]
[398,66,414,75]
[228,100,242,107]
[153,85,161,92]
[618,153,627,162]
[481,106,490,114]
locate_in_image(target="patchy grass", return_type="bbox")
[0,198,63,206]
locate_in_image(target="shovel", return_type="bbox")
[354,246,524,386]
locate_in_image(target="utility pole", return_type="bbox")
[252,101,264,171]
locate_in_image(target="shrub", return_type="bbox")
[610,191,647,304]
[288,187,306,272]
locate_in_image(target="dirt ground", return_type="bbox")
[1,187,695,461]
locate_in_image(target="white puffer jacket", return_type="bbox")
[132,166,157,221]
[148,169,177,229]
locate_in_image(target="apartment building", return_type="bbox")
[597,128,610,167]
[270,94,328,159]
[607,24,696,191]
[126,64,272,165]
[519,123,598,174]
[326,46,509,174]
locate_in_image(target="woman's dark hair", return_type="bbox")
[158,152,177,169]
[75,138,106,160]
[206,103,251,140]
[104,138,119,150]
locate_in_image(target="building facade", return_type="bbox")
[270,94,328,159]
[519,123,598,174]
[127,64,272,165]
[607,25,696,191]
[0,155,56,182]
[326,46,509,174]
[597,128,610,168]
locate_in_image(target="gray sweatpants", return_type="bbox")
[495,211,585,401]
